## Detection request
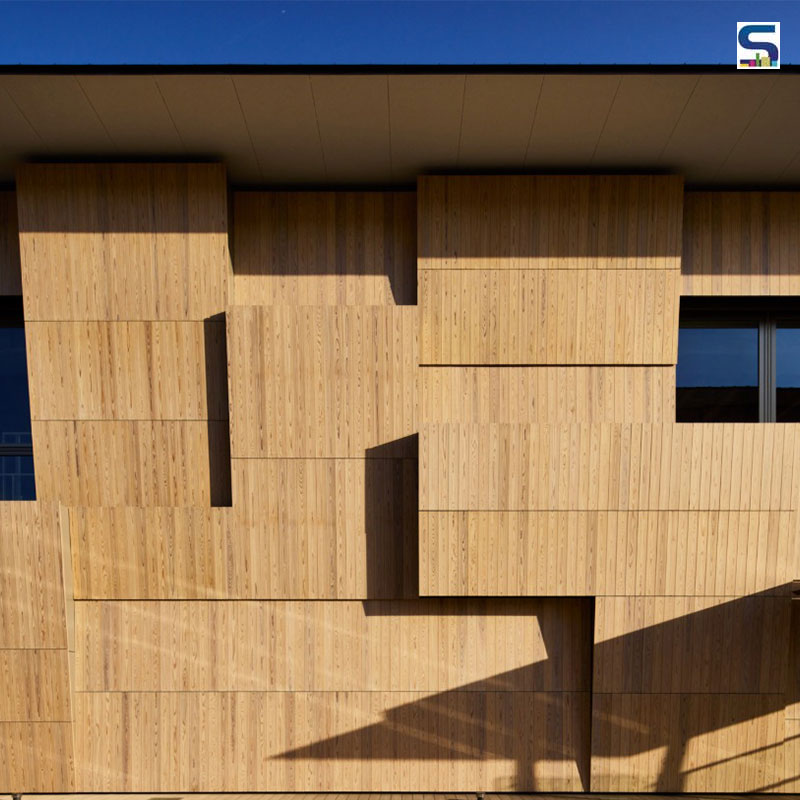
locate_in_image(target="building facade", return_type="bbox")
[0,70,798,796]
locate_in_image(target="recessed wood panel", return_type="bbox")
[419,269,679,365]
[232,191,416,305]
[420,423,800,511]
[0,650,71,721]
[420,366,674,423]
[33,421,227,506]
[75,599,591,693]
[683,191,800,295]
[16,163,230,320]
[0,190,21,294]
[0,721,74,791]
[26,320,227,421]
[419,511,795,597]
[73,690,589,791]
[228,306,417,458]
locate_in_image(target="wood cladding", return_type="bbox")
[229,306,417,458]
[232,191,416,305]
[16,163,230,320]
[26,320,227,421]
[0,650,71,721]
[419,269,679,365]
[75,599,591,692]
[683,191,800,295]
[0,191,21,294]
[0,722,74,791]
[419,511,796,597]
[420,366,675,423]
[420,423,800,511]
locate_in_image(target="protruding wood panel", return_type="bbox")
[593,595,791,693]
[420,424,800,511]
[16,163,230,320]
[33,421,228,506]
[0,722,74,791]
[419,269,679,365]
[233,191,416,305]
[75,599,591,692]
[73,690,589,791]
[683,192,800,295]
[26,321,227,421]
[418,175,684,270]
[590,694,786,791]
[229,306,417,458]
[0,191,21,294]
[419,511,795,597]
[420,366,674,423]
[0,650,71,721]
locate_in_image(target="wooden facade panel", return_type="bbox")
[72,690,589,791]
[420,366,675,423]
[590,693,787,792]
[593,595,791,694]
[682,191,800,295]
[419,269,679,365]
[228,306,417,458]
[0,503,67,648]
[0,650,71,722]
[418,175,684,270]
[26,320,227,421]
[74,598,591,693]
[784,719,800,791]
[16,163,230,320]
[419,511,795,597]
[232,191,416,305]
[0,191,21,294]
[0,722,74,791]
[420,423,800,511]
[33,421,227,506]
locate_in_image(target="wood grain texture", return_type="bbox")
[0,722,74,791]
[420,423,800,511]
[0,650,71,721]
[420,366,675,423]
[419,511,796,597]
[74,598,591,692]
[32,421,229,506]
[682,191,800,295]
[233,191,416,305]
[72,690,589,791]
[419,269,679,365]
[0,190,21,294]
[229,306,417,458]
[16,163,230,320]
[26,320,227,421]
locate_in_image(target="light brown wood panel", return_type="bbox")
[418,175,684,270]
[420,423,800,511]
[75,599,591,692]
[228,306,417,458]
[590,693,787,791]
[232,191,416,305]
[26,320,227,420]
[0,503,67,648]
[419,511,796,597]
[32,421,228,506]
[419,269,679,364]
[0,722,74,791]
[72,690,589,791]
[16,163,230,320]
[593,595,791,694]
[784,719,800,791]
[420,366,675,423]
[683,191,800,295]
[0,190,21,294]
[0,650,71,721]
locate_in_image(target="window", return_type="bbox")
[0,297,34,499]
[677,298,800,423]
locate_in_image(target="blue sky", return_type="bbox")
[0,0,796,66]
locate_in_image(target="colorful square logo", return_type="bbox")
[737,22,780,68]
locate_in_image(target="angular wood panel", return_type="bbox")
[16,163,230,320]
[0,650,71,721]
[683,191,800,295]
[233,191,416,305]
[229,306,417,458]
[0,721,74,791]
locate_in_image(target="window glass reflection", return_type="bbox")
[777,327,800,421]
[0,327,32,446]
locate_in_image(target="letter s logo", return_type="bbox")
[738,23,779,61]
